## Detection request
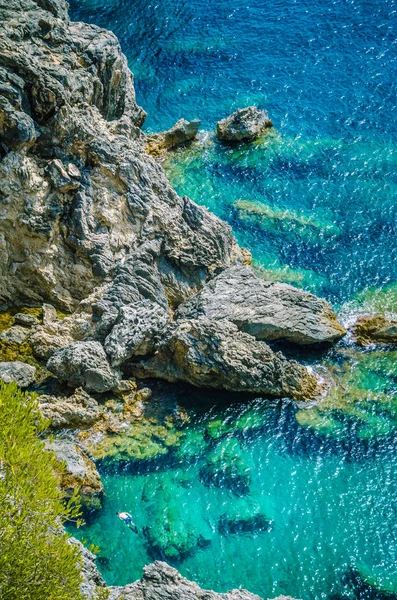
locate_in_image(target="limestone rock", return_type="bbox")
[177,266,346,345]
[146,118,200,155]
[131,319,318,400]
[108,561,263,600]
[45,438,103,512]
[0,0,238,311]
[0,361,36,387]
[69,538,107,600]
[13,312,40,327]
[0,325,28,345]
[39,388,101,429]
[216,106,272,142]
[352,314,397,346]
[104,300,170,366]
[47,341,121,392]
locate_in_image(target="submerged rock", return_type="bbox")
[47,341,121,392]
[146,118,201,155]
[216,106,272,142]
[200,438,251,495]
[142,478,212,559]
[219,499,272,535]
[177,266,346,345]
[0,361,36,388]
[46,438,103,513]
[352,315,397,346]
[131,318,318,400]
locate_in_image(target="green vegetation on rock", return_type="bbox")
[0,382,84,600]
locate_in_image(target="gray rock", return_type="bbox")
[105,300,170,366]
[177,266,346,345]
[47,341,121,392]
[39,388,101,429]
[13,312,40,327]
[131,319,318,400]
[146,118,200,154]
[0,0,239,311]
[216,106,272,142]
[69,538,107,600]
[45,438,103,512]
[0,361,36,387]
[0,325,29,344]
[108,561,263,600]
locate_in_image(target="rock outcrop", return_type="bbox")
[0,361,36,387]
[108,561,263,600]
[1,0,344,399]
[146,118,200,155]
[0,0,239,311]
[177,266,346,345]
[131,319,318,400]
[39,387,101,429]
[46,438,103,512]
[216,107,272,142]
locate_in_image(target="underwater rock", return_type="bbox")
[104,300,170,366]
[344,565,397,599]
[216,106,272,142]
[39,388,101,429]
[199,438,251,495]
[131,318,318,400]
[47,341,121,392]
[219,500,272,535]
[46,438,103,513]
[142,477,212,559]
[146,118,201,155]
[108,560,265,600]
[177,265,346,345]
[352,315,397,346]
[0,361,36,388]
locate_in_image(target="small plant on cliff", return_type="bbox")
[0,381,84,600]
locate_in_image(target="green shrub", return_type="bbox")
[0,382,84,600]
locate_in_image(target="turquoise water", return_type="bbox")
[68,0,397,597]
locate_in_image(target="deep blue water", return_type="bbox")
[68,0,397,597]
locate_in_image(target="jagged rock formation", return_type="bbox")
[146,118,200,155]
[45,438,103,512]
[0,0,344,398]
[39,387,101,429]
[176,266,346,345]
[216,107,273,142]
[131,319,318,400]
[108,561,263,600]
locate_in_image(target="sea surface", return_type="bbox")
[68,0,397,597]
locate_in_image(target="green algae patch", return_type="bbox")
[296,348,397,440]
[0,312,15,333]
[341,283,397,318]
[234,199,340,243]
[83,417,183,464]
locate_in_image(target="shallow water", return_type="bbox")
[68,0,397,596]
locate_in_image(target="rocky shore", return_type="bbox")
[0,0,350,597]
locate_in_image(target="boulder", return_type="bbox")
[39,388,101,429]
[216,106,272,142]
[131,318,318,400]
[0,325,28,345]
[146,118,200,155]
[0,361,36,387]
[45,438,103,513]
[177,265,346,345]
[352,315,397,346]
[13,313,40,327]
[104,300,170,366]
[47,341,121,392]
